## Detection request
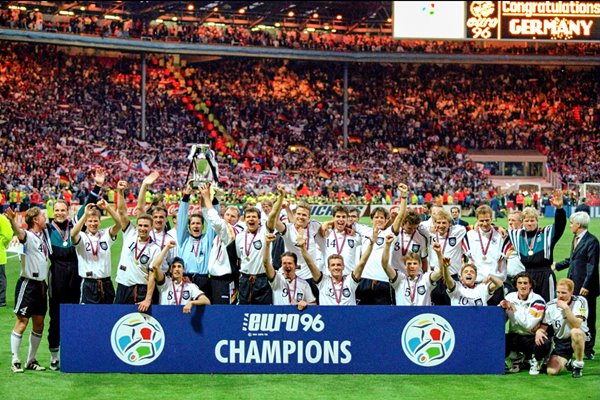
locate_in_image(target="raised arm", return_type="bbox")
[381,234,398,281]
[267,185,286,233]
[435,242,455,291]
[297,229,322,283]
[391,184,409,235]
[137,171,160,217]
[116,180,130,229]
[77,167,106,220]
[483,274,504,293]
[550,188,566,247]
[352,228,379,281]
[262,232,277,281]
[71,203,94,244]
[96,199,122,237]
[5,208,25,242]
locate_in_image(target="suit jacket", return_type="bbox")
[556,231,599,297]
[452,219,470,230]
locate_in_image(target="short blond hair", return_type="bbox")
[522,207,538,221]
[433,208,452,223]
[557,278,574,293]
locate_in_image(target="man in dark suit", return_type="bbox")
[450,206,470,230]
[555,211,599,360]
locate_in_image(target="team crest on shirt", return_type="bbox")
[100,242,108,250]
[182,290,191,300]
[376,237,384,246]
[296,293,304,302]
[474,299,483,306]
[448,238,457,247]
[139,255,150,265]
[418,285,426,295]
[253,241,263,250]
[411,244,420,253]
[348,239,355,248]
[343,288,351,297]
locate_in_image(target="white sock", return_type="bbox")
[11,331,23,362]
[573,360,584,368]
[27,331,43,364]
[50,350,59,363]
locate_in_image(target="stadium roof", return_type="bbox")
[10,1,394,32]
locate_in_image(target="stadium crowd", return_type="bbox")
[1,42,598,210]
[1,8,600,56]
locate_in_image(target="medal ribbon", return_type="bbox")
[334,230,346,255]
[525,230,539,254]
[286,277,298,305]
[193,235,203,257]
[244,229,259,258]
[90,232,100,258]
[408,274,422,305]
[173,280,185,305]
[435,228,451,254]
[52,221,70,245]
[477,228,493,258]
[31,229,48,259]
[134,236,150,261]
[152,230,166,250]
[401,229,417,255]
[331,277,343,304]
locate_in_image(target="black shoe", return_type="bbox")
[584,351,594,360]
[50,360,60,371]
[572,367,583,378]
[565,359,573,372]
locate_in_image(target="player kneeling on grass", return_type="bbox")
[151,243,210,312]
[381,235,443,306]
[499,272,549,374]
[437,244,504,306]
[534,278,590,378]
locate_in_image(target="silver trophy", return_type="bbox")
[187,144,219,192]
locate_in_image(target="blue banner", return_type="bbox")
[61,305,505,374]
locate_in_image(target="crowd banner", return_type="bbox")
[61,305,504,374]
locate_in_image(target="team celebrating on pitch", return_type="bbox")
[2,169,597,378]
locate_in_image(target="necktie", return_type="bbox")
[573,235,579,252]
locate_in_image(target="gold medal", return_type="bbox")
[528,250,534,256]
[482,255,487,261]
[63,241,68,246]
[93,255,98,261]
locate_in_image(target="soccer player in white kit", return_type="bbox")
[136,172,177,273]
[353,184,409,305]
[534,278,589,378]
[438,244,504,306]
[6,207,50,373]
[263,233,316,310]
[200,184,241,304]
[298,228,379,305]
[269,185,323,300]
[318,205,362,275]
[381,235,443,306]
[500,272,548,375]
[71,200,122,304]
[420,208,467,305]
[114,180,162,312]
[462,205,510,305]
[151,243,210,313]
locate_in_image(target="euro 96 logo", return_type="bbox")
[401,313,455,367]
[111,313,165,366]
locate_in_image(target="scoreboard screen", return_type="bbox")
[392,1,600,41]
